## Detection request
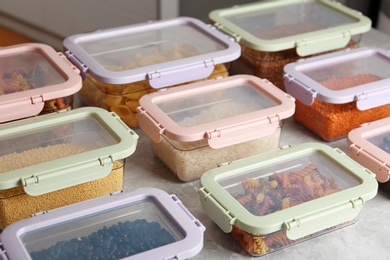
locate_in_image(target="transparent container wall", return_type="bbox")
[78,23,227,72]
[22,198,184,259]
[299,50,390,91]
[155,84,279,127]
[0,118,118,173]
[0,50,66,95]
[367,130,390,154]
[79,64,229,128]
[224,2,357,40]
[218,151,361,217]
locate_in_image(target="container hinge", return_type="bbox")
[110,111,139,139]
[350,197,364,208]
[279,144,292,150]
[31,210,49,217]
[110,190,124,196]
[57,52,81,75]
[137,107,165,143]
[171,194,206,232]
[218,161,233,167]
[99,156,114,166]
[334,147,346,156]
[64,50,88,78]
[30,95,44,105]
[213,23,241,42]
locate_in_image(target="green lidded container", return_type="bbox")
[199,142,377,256]
[0,107,138,229]
[209,0,372,90]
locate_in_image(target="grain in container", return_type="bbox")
[0,107,138,229]
[0,43,82,123]
[0,187,205,260]
[348,117,390,196]
[209,0,371,90]
[199,142,378,257]
[62,17,241,128]
[137,74,295,182]
[284,47,390,141]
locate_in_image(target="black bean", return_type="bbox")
[30,219,177,260]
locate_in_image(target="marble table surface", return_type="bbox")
[80,29,390,260]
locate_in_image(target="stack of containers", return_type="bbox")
[284,47,390,141]
[62,17,241,128]
[137,74,295,182]
[0,107,138,229]
[199,142,378,256]
[348,117,390,196]
[0,43,82,123]
[208,0,372,90]
[0,188,205,259]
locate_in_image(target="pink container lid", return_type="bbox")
[137,75,295,149]
[348,117,390,182]
[0,43,82,122]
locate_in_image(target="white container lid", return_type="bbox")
[0,43,82,123]
[63,17,241,89]
[0,188,205,260]
[348,117,390,182]
[284,47,390,110]
[137,75,295,149]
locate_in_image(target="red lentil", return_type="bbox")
[293,74,388,141]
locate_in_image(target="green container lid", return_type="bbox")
[209,0,371,56]
[0,107,138,196]
[199,143,377,240]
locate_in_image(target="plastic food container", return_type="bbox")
[199,142,378,257]
[209,0,371,90]
[0,43,82,123]
[348,117,390,196]
[63,17,241,128]
[0,107,138,229]
[137,74,295,182]
[284,47,390,141]
[0,187,205,260]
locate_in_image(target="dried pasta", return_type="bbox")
[79,42,229,128]
[230,162,345,256]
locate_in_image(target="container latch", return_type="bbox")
[137,107,164,143]
[355,87,390,110]
[284,198,364,240]
[0,96,44,123]
[206,116,281,149]
[199,187,235,233]
[296,31,351,56]
[22,157,114,196]
[284,74,316,106]
[171,194,206,232]
[148,60,215,89]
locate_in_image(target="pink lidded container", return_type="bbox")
[0,43,82,123]
[137,74,295,182]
